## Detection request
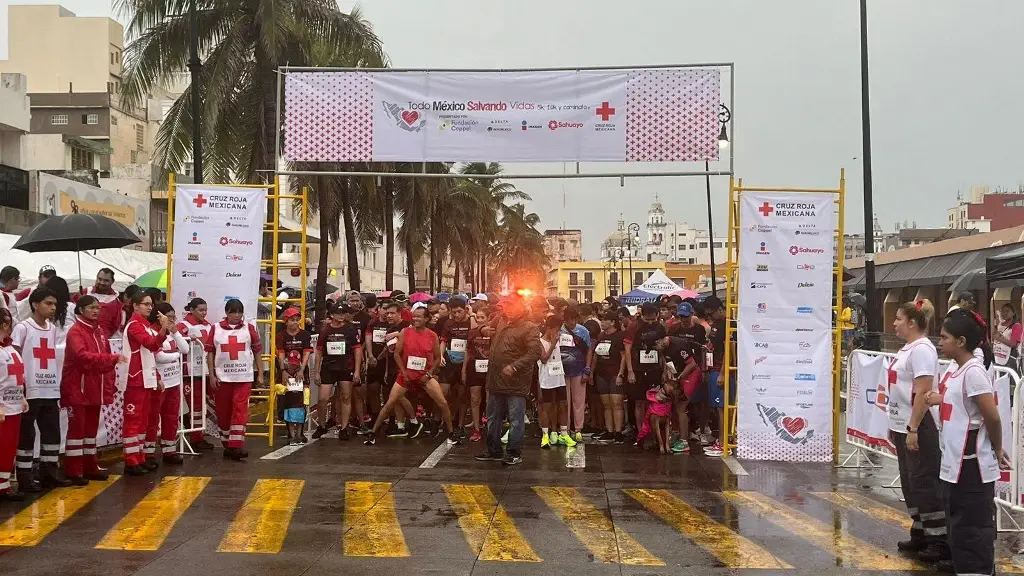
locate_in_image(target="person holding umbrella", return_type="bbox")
[61,295,123,485]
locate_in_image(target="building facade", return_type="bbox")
[947,185,1024,233]
[547,261,667,302]
[599,218,642,262]
[643,197,727,265]
[543,229,582,264]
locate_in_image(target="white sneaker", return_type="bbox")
[699,433,714,447]
[704,440,724,457]
[501,429,509,444]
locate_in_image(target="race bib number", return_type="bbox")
[640,350,659,364]
[705,351,714,367]
[548,362,565,376]
[286,378,303,392]
[475,359,489,373]
[595,342,611,357]
[558,333,574,347]
[450,339,467,353]
[372,329,387,344]
[326,341,346,356]
[407,356,427,371]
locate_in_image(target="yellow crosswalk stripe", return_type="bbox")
[95,476,210,551]
[443,484,541,562]
[812,491,1024,574]
[0,476,120,547]
[533,486,664,566]
[626,488,791,569]
[811,491,912,530]
[724,491,923,571]
[218,479,305,554]
[343,481,409,557]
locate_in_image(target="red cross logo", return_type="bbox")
[8,351,24,386]
[758,202,774,217]
[938,372,953,422]
[193,194,208,208]
[33,338,55,370]
[596,102,616,122]
[221,335,247,360]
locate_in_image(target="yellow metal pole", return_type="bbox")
[723,176,738,457]
[268,176,281,447]
[166,173,175,300]
[833,169,847,463]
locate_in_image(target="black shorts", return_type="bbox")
[320,366,354,384]
[467,370,487,388]
[540,386,567,403]
[440,362,464,385]
[625,381,650,402]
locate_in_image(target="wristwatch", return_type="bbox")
[906,426,917,433]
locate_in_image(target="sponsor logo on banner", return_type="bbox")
[220,236,254,247]
[757,242,770,255]
[799,341,812,349]
[754,356,767,365]
[756,264,769,272]
[382,101,427,132]
[188,232,201,246]
[797,264,816,271]
[548,120,584,130]
[750,282,771,290]
[192,192,250,211]
[187,253,200,261]
[753,342,768,349]
[181,270,200,278]
[796,306,813,314]
[757,403,814,445]
[749,224,776,233]
[795,328,814,332]
[798,282,815,288]
[755,387,768,396]
[797,389,814,396]
[225,272,242,278]
[752,374,771,381]
[757,201,819,219]
[751,324,766,333]
[225,254,244,262]
[795,229,820,237]
[796,402,814,409]
[796,358,814,364]
[794,373,816,381]
[790,246,825,256]
[756,303,767,313]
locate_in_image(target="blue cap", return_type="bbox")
[677,302,694,317]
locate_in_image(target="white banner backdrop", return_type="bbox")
[171,185,266,321]
[737,192,836,462]
[283,69,720,163]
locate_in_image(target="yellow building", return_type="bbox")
[547,261,668,302]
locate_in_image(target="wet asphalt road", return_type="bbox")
[0,432,1020,575]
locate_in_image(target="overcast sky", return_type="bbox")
[3,0,1022,259]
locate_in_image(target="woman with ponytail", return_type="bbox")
[925,310,1008,575]
[885,299,948,562]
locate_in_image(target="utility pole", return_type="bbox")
[859,0,880,350]
[188,0,203,183]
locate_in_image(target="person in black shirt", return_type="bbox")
[656,333,702,454]
[463,308,492,442]
[589,312,626,443]
[312,304,363,440]
[276,308,312,444]
[440,297,472,437]
[625,302,666,437]
[703,296,728,456]
[579,303,603,434]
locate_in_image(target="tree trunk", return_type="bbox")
[466,260,474,294]
[384,179,395,291]
[340,176,360,291]
[453,261,460,293]
[406,178,418,291]
[315,177,329,326]
[480,253,487,293]
[427,198,436,294]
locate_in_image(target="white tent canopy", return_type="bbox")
[635,269,682,294]
[0,233,166,291]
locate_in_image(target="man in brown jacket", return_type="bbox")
[475,296,541,465]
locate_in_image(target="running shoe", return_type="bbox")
[689,431,701,442]
[388,427,408,438]
[540,434,550,449]
[363,433,376,446]
[549,431,559,446]
[614,432,625,444]
[574,431,583,443]
[704,440,723,457]
[337,429,350,441]
[325,418,337,430]
[469,429,482,442]
[670,439,690,454]
[298,434,309,444]
[356,425,372,436]
[502,455,523,466]
[475,453,504,462]
[447,432,461,445]
[559,432,577,448]
[501,429,509,444]
[311,425,328,440]
[699,433,714,447]
[408,420,425,439]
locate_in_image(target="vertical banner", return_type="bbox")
[171,185,266,321]
[737,192,836,462]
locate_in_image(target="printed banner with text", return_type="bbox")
[284,69,720,163]
[737,192,836,462]
[171,185,266,320]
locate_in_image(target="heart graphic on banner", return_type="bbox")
[401,110,419,126]
[781,416,807,437]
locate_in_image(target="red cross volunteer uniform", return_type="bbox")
[122,313,165,468]
[178,313,212,445]
[0,340,26,496]
[206,319,261,451]
[146,329,190,461]
[12,318,62,483]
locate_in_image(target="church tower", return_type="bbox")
[645,194,667,262]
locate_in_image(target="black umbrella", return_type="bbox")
[950,266,1024,294]
[13,214,141,288]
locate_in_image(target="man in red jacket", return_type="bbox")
[84,268,125,338]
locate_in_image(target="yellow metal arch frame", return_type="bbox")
[722,170,846,462]
[167,175,309,447]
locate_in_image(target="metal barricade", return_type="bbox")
[176,340,208,456]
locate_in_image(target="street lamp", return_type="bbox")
[705,103,731,295]
[859,0,880,351]
[627,222,640,290]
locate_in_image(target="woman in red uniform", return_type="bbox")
[145,302,190,468]
[365,303,458,445]
[61,295,122,485]
[177,297,213,449]
[0,308,27,501]
[122,292,172,476]
[205,299,262,461]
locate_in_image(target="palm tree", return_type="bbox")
[492,202,548,288]
[117,0,386,181]
[456,163,530,292]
